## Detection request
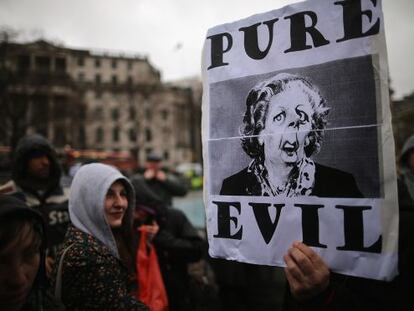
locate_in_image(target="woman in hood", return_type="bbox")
[0,194,47,311]
[50,163,148,310]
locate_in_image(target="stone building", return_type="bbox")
[0,40,198,168]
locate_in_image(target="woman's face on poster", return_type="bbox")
[259,84,313,165]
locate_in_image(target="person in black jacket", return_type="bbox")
[220,73,363,198]
[398,135,414,201]
[282,181,414,310]
[0,134,69,276]
[131,176,205,311]
[133,152,188,207]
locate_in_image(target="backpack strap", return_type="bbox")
[54,243,75,302]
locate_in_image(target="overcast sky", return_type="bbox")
[0,0,412,99]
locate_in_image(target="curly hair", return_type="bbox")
[240,73,329,159]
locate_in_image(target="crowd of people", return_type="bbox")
[0,135,208,310]
[0,133,413,310]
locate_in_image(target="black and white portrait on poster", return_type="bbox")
[202,0,398,280]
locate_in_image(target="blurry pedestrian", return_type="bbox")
[133,152,188,207]
[133,199,169,311]
[0,134,69,276]
[50,163,148,310]
[399,135,414,201]
[0,194,59,311]
[131,176,206,311]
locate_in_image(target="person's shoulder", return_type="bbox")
[130,172,145,181]
[220,167,254,195]
[314,163,363,198]
[63,227,112,265]
[0,180,18,195]
[315,163,356,180]
[222,167,251,186]
[45,186,69,205]
[0,181,29,203]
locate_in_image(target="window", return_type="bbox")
[112,75,117,86]
[54,125,66,147]
[112,59,117,69]
[35,56,50,72]
[78,126,86,148]
[96,127,104,143]
[161,109,168,120]
[163,151,169,160]
[145,108,152,120]
[129,128,137,142]
[127,76,133,86]
[111,108,119,121]
[95,74,101,85]
[113,126,120,142]
[129,106,136,120]
[55,58,66,72]
[77,57,84,66]
[127,61,133,70]
[17,55,30,72]
[95,90,102,99]
[78,72,85,81]
[53,96,67,119]
[95,58,101,67]
[95,107,103,119]
[145,128,152,142]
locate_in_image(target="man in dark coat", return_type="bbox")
[0,134,69,274]
[398,135,414,201]
[133,152,188,206]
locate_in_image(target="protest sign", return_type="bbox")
[202,0,398,280]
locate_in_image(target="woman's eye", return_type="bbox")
[273,112,285,123]
[297,109,309,123]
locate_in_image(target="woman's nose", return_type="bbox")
[287,116,300,129]
[40,155,50,165]
[114,194,126,207]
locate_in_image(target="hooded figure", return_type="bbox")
[0,134,69,258]
[399,135,414,201]
[50,163,148,310]
[131,175,205,311]
[12,134,62,196]
[0,195,50,311]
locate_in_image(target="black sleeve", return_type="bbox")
[153,208,205,263]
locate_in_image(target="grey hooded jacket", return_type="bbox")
[69,163,135,258]
[51,163,148,310]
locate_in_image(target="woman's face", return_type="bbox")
[0,223,41,311]
[104,181,128,228]
[260,84,313,166]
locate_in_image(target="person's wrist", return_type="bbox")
[298,282,334,308]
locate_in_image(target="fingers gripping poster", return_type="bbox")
[201,0,398,280]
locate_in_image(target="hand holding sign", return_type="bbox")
[284,241,330,301]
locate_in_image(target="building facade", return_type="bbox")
[0,40,198,169]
